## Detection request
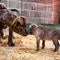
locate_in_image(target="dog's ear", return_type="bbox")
[20,16,26,26]
[29,24,38,28]
[12,16,26,26]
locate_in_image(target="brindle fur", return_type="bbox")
[30,24,60,52]
[0,9,28,46]
[0,9,19,39]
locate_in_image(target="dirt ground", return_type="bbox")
[0,32,60,60]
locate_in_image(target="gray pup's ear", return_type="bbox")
[29,24,38,28]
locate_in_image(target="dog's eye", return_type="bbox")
[16,22,21,26]
[20,29,22,32]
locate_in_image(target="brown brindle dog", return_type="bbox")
[0,9,28,46]
[30,24,60,52]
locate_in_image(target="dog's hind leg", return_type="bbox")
[52,39,59,52]
[42,40,45,49]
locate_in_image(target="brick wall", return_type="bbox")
[1,0,59,24]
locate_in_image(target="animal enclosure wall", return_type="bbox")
[1,0,59,24]
[58,0,60,24]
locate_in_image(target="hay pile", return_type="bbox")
[0,33,60,60]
